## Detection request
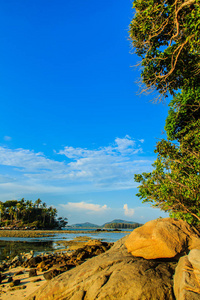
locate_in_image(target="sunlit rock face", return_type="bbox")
[125,218,200,259]
[174,249,200,300]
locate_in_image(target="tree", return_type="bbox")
[0,202,4,223]
[165,86,200,140]
[134,89,200,225]
[8,206,15,223]
[130,0,200,226]
[48,206,57,225]
[129,0,200,97]
[0,199,62,229]
[56,217,68,229]
[35,198,42,208]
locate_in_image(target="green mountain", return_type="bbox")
[102,219,138,226]
[70,219,140,228]
[70,222,100,228]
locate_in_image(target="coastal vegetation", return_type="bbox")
[0,198,68,229]
[104,222,141,229]
[130,0,200,225]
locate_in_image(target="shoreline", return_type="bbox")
[0,229,129,238]
[0,237,113,299]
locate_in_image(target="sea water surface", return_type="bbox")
[0,229,131,261]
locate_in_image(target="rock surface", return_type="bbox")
[27,236,177,300]
[174,249,200,300]
[125,218,200,259]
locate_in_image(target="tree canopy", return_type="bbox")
[135,110,200,225]
[0,198,68,229]
[131,0,200,226]
[129,0,200,97]
[165,85,200,140]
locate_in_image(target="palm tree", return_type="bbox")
[26,200,33,223]
[0,202,4,224]
[35,198,42,208]
[42,202,47,226]
[48,206,57,225]
[16,202,23,221]
[8,206,15,223]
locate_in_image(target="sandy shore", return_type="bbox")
[0,266,46,300]
[0,228,127,238]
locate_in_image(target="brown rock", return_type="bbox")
[37,261,47,271]
[174,250,200,300]
[7,276,13,283]
[125,218,200,259]
[43,269,61,280]
[29,268,37,277]
[26,236,177,300]
[14,270,24,276]
[0,273,6,284]
[27,256,42,267]
[10,279,21,286]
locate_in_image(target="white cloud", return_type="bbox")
[58,135,142,159]
[123,204,135,217]
[4,136,12,141]
[139,139,144,143]
[0,136,153,197]
[61,202,109,213]
[0,146,64,172]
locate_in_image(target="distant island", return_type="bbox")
[0,199,67,229]
[70,219,143,229]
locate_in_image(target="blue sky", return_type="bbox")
[0,0,169,225]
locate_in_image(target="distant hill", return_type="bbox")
[70,222,100,228]
[69,219,140,228]
[102,219,138,226]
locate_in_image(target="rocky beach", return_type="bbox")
[1,218,200,299]
[0,237,113,299]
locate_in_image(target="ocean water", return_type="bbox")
[0,229,131,261]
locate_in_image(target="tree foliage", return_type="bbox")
[104,222,142,229]
[131,0,200,226]
[0,198,68,229]
[165,86,200,140]
[134,89,200,225]
[129,0,200,97]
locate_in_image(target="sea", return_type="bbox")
[0,228,132,261]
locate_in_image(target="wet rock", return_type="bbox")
[12,255,21,263]
[29,268,37,277]
[15,270,24,276]
[9,285,26,291]
[31,278,42,282]
[7,276,13,283]
[0,264,5,272]
[0,273,7,284]
[37,261,47,271]
[43,269,61,280]
[10,279,21,286]
[27,256,42,267]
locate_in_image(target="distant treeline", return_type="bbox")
[0,198,67,229]
[104,222,142,229]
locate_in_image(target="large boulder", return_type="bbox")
[125,218,200,259]
[174,249,200,300]
[26,236,177,300]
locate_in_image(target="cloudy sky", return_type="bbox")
[0,0,169,225]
